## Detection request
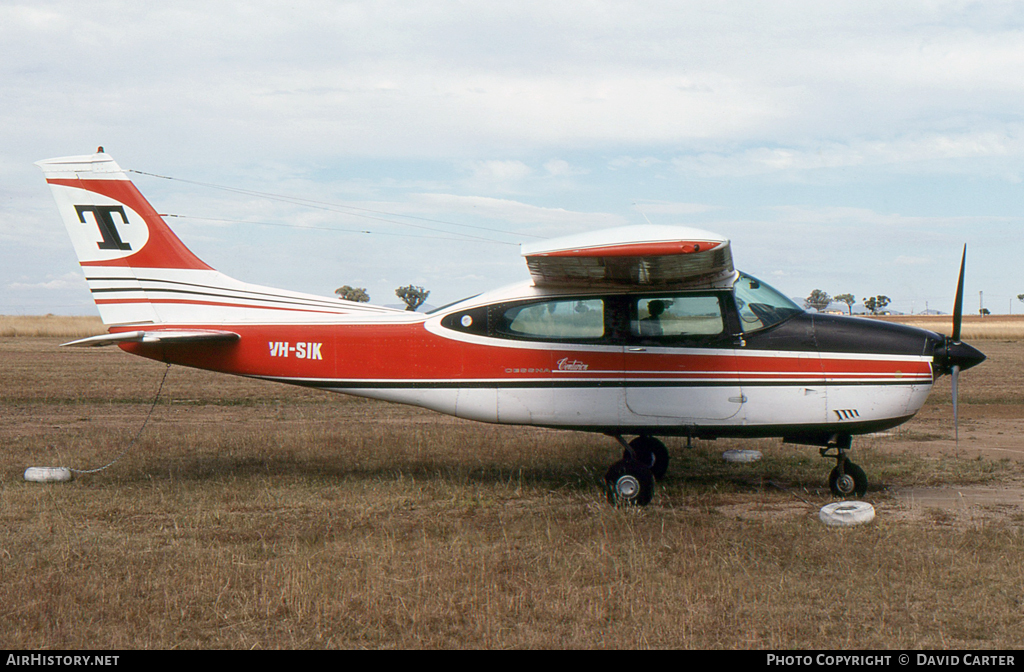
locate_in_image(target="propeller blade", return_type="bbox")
[952,364,960,445]
[952,245,966,342]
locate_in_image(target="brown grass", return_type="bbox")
[1,338,1023,649]
[873,314,1024,340]
[0,315,104,338]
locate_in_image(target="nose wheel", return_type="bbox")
[829,459,868,497]
[821,435,868,498]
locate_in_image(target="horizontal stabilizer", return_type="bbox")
[62,329,240,348]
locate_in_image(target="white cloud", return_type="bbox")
[7,272,86,292]
[5,2,1024,314]
[412,193,626,233]
[608,156,666,170]
[670,128,1024,178]
[894,255,933,266]
[4,2,1024,166]
[543,159,586,176]
[466,160,533,183]
[632,200,719,217]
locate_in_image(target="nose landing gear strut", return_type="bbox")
[821,434,868,498]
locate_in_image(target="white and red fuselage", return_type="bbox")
[38,152,982,449]
[119,286,939,443]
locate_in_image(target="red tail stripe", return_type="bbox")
[47,178,212,271]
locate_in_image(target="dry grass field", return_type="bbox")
[878,313,1024,341]
[1,320,1023,649]
[0,315,103,339]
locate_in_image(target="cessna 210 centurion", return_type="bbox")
[37,150,985,506]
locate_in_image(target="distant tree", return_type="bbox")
[863,295,891,315]
[335,285,370,302]
[980,307,991,316]
[804,289,832,312]
[395,285,430,312]
[833,293,856,315]
[1018,293,1024,303]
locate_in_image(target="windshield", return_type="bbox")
[733,273,803,332]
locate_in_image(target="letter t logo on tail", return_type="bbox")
[75,205,132,250]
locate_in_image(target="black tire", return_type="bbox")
[624,435,670,481]
[605,458,655,507]
[829,459,868,498]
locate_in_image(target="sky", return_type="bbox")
[2,1,1023,316]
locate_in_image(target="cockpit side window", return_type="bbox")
[631,295,724,340]
[733,273,803,333]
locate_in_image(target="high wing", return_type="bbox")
[521,225,735,288]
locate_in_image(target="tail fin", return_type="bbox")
[37,151,212,273]
[37,150,400,326]
[37,150,211,325]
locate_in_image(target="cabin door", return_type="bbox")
[621,294,744,422]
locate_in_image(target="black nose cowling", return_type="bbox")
[933,337,986,376]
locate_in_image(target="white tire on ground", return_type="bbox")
[722,449,762,463]
[819,501,875,527]
[24,467,73,483]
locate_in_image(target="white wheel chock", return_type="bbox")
[819,501,875,527]
[722,449,762,463]
[24,467,73,483]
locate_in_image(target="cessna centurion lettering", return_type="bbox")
[37,149,985,506]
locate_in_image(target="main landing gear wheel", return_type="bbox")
[829,459,868,498]
[623,435,670,481]
[605,458,655,507]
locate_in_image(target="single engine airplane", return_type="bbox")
[37,150,986,505]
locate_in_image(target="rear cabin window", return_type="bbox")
[498,299,605,340]
[631,295,724,339]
